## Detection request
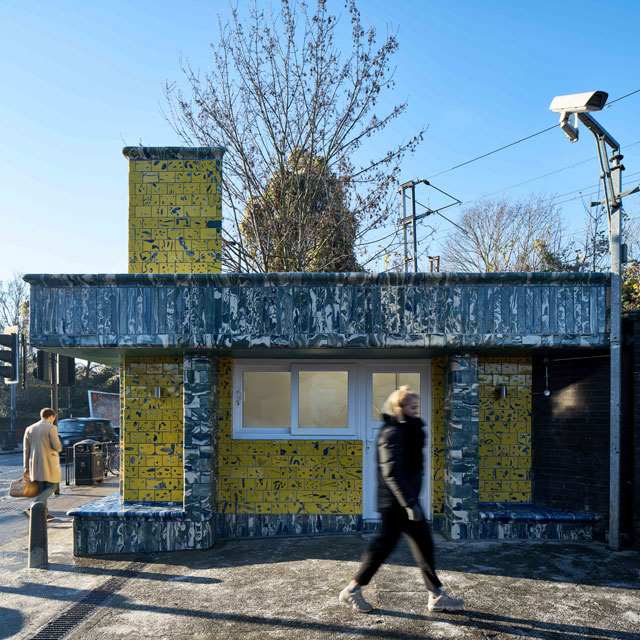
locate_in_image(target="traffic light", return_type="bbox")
[33,350,53,383]
[0,328,19,383]
[57,355,75,387]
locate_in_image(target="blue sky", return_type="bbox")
[1,0,639,281]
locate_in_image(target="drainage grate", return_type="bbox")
[29,562,144,640]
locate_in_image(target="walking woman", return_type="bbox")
[339,386,464,613]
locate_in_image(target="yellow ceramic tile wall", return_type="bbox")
[217,358,363,515]
[431,357,445,516]
[478,356,532,503]
[127,158,222,274]
[122,356,184,503]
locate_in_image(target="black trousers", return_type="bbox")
[354,504,442,592]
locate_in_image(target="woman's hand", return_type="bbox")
[406,503,424,521]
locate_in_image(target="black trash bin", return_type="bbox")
[0,431,16,451]
[74,440,104,485]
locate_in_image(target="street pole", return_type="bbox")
[608,148,623,551]
[50,354,59,424]
[583,119,624,550]
[411,183,418,273]
[550,94,640,550]
[398,179,459,274]
[402,189,408,274]
[10,384,16,436]
[51,354,60,496]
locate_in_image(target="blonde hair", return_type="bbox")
[383,385,419,421]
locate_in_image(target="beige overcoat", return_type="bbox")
[23,419,62,483]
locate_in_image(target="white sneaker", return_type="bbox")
[339,585,373,613]
[428,590,464,612]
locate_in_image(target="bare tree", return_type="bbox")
[0,273,28,331]
[442,196,567,273]
[164,0,423,273]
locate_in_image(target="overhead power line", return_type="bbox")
[463,140,640,205]
[606,88,640,106]
[427,89,640,181]
[427,125,559,180]
[366,90,640,265]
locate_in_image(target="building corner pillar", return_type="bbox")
[443,353,480,539]
[183,352,218,547]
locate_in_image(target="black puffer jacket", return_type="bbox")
[376,414,425,510]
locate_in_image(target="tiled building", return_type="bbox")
[25,146,636,556]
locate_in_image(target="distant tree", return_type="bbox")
[0,272,28,331]
[621,213,640,311]
[441,196,567,272]
[164,0,423,272]
[622,260,640,311]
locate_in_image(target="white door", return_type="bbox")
[361,361,431,521]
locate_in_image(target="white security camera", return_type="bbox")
[549,91,608,143]
[549,91,608,114]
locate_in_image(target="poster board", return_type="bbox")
[88,390,120,427]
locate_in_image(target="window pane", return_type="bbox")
[243,372,291,428]
[372,373,396,421]
[372,372,421,420]
[298,371,348,429]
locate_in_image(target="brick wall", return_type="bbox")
[532,355,610,516]
[634,319,640,548]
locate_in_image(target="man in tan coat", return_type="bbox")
[23,408,62,518]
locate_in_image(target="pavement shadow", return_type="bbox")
[47,563,220,584]
[0,607,23,639]
[381,608,639,640]
[1,581,637,640]
[93,535,640,591]
[435,540,640,590]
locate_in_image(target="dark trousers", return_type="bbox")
[354,505,442,592]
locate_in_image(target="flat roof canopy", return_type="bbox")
[25,271,610,366]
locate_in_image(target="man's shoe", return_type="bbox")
[46,514,55,521]
[428,590,464,612]
[339,586,373,613]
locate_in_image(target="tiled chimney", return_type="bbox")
[123,146,226,274]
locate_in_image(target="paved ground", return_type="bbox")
[1,449,639,640]
[0,448,118,546]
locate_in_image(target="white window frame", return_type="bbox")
[291,363,358,437]
[232,359,358,439]
[232,362,291,437]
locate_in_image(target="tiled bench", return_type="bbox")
[68,492,214,556]
[478,503,603,540]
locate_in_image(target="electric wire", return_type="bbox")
[605,89,640,106]
[367,91,640,265]
[426,124,560,180]
[426,89,639,181]
[462,140,640,205]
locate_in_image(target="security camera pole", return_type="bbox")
[550,91,640,551]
